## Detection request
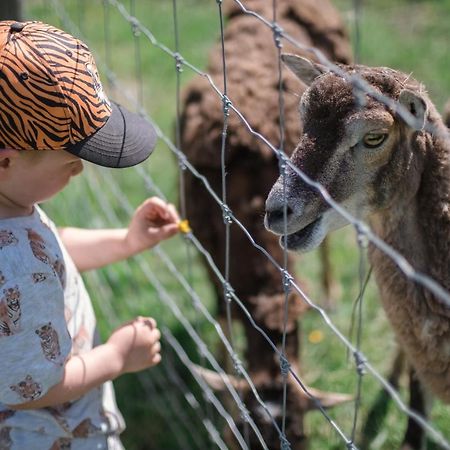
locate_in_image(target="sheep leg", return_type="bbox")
[401,368,429,450]
[359,348,405,449]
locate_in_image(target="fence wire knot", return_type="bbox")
[282,269,293,292]
[353,350,367,376]
[239,405,251,423]
[222,94,232,117]
[355,223,369,249]
[280,354,291,376]
[130,16,140,36]
[222,204,233,224]
[280,434,291,450]
[178,156,187,171]
[278,152,288,173]
[232,354,244,375]
[272,23,284,49]
[223,281,234,303]
[174,52,184,72]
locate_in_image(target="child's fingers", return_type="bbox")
[149,223,180,239]
[151,353,162,365]
[142,198,180,224]
[143,198,170,220]
[151,342,161,354]
[166,203,180,222]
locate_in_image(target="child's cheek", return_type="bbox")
[71,161,84,177]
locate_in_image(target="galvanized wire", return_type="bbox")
[103,0,450,312]
[47,0,450,448]
[272,1,291,448]
[214,0,251,447]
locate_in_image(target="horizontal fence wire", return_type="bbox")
[46,0,450,448]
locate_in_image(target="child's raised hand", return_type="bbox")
[107,316,162,374]
[125,197,180,255]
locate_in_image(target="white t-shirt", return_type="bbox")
[0,206,125,450]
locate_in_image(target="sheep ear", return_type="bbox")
[398,89,427,130]
[281,54,327,86]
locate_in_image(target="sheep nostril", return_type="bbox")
[267,205,293,225]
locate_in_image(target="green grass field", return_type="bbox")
[23,1,450,449]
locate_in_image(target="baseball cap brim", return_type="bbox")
[66,102,157,168]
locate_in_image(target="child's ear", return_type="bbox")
[0,149,20,171]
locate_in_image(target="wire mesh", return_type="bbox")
[32,1,450,449]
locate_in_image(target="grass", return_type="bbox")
[24,0,450,449]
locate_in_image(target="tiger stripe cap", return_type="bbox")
[0,20,157,168]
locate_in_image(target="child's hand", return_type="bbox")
[125,197,180,255]
[107,316,161,374]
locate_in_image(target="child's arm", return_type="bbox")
[59,197,180,272]
[8,316,161,410]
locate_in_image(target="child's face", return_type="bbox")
[0,149,84,213]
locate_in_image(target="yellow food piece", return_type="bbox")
[178,219,192,234]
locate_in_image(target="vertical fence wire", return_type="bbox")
[102,0,114,95]
[130,0,144,108]
[171,0,216,440]
[216,0,235,356]
[215,1,252,447]
[348,1,365,444]
[271,1,292,448]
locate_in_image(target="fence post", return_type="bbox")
[0,0,23,21]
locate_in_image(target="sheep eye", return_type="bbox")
[363,133,387,148]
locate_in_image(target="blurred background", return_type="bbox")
[4,0,450,449]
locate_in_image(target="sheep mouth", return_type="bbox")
[280,216,323,252]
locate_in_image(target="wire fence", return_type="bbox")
[30,0,450,449]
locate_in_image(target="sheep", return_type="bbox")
[266,54,450,449]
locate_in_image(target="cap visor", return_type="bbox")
[66,102,157,168]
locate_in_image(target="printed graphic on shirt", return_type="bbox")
[50,437,72,450]
[0,426,12,450]
[27,229,66,288]
[0,285,22,337]
[53,258,66,289]
[46,406,71,434]
[0,230,17,250]
[0,207,124,445]
[10,375,42,401]
[35,322,63,365]
[27,228,52,265]
[32,272,48,283]
[72,418,101,438]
